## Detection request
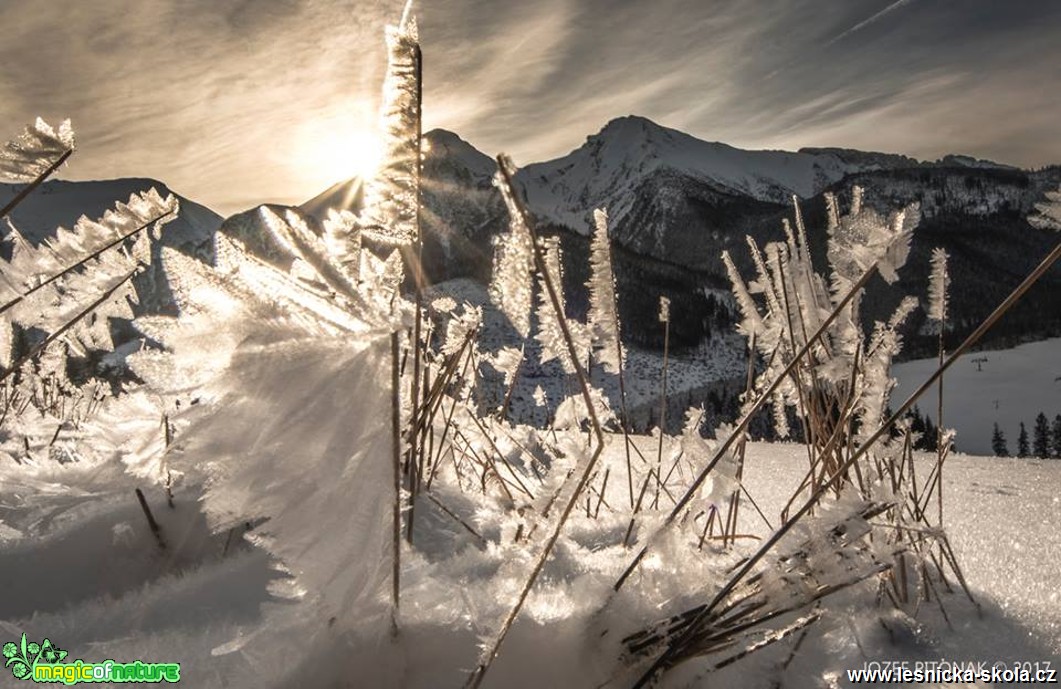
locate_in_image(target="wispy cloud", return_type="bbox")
[0,0,393,213]
[2,0,1058,214]
[826,0,917,46]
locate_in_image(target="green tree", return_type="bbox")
[1052,414,1061,459]
[1033,412,1050,458]
[991,423,1008,457]
[1017,422,1030,458]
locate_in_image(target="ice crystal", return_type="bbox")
[322,208,362,282]
[722,250,763,337]
[485,345,523,387]
[586,209,624,373]
[489,160,535,339]
[361,7,421,247]
[441,303,482,357]
[1,188,176,298]
[926,247,949,323]
[535,237,570,371]
[0,117,75,182]
[825,187,918,285]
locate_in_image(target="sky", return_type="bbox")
[2,0,1059,215]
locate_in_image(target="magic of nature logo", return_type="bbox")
[3,633,180,684]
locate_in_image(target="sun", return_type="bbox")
[293,120,385,187]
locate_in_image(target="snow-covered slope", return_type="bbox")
[0,178,221,256]
[739,443,1061,661]
[0,178,223,319]
[300,177,364,221]
[893,337,1061,456]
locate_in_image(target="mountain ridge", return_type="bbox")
[287,115,1061,356]
[0,177,221,253]
[298,114,1035,239]
[5,119,1056,360]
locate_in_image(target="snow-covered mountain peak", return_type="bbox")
[424,128,497,181]
[591,115,675,149]
[574,115,684,178]
[298,130,495,223]
[302,177,364,218]
[517,115,839,234]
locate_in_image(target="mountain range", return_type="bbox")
[4,116,1059,364]
[302,116,1061,357]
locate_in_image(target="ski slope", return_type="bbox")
[893,337,1061,456]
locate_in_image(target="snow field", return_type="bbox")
[893,337,1061,456]
[3,435,1057,688]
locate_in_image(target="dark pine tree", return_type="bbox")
[908,405,926,442]
[1017,422,1030,458]
[1053,414,1061,459]
[1033,412,1050,458]
[922,415,938,452]
[992,423,1008,457]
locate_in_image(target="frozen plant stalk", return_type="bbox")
[587,208,637,506]
[927,247,950,524]
[927,248,950,324]
[0,118,75,183]
[488,161,535,338]
[361,1,421,247]
[536,237,586,374]
[587,209,624,373]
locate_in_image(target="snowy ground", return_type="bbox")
[892,337,1061,456]
[740,444,1061,667]
[2,436,1057,688]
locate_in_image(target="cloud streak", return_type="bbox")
[826,0,917,46]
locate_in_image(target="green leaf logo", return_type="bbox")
[4,633,48,681]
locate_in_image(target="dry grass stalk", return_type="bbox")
[134,487,166,551]
[463,156,606,689]
[0,148,73,221]
[614,261,881,593]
